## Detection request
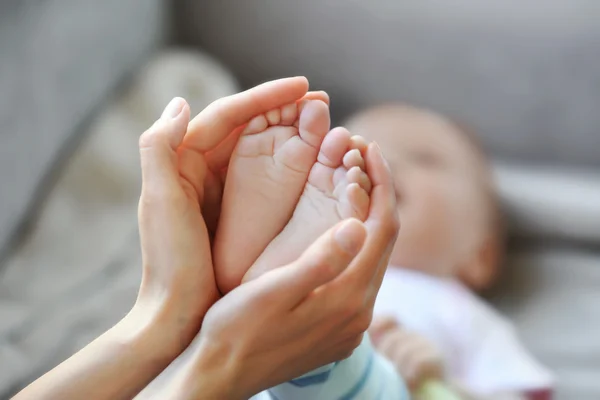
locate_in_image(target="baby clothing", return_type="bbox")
[253,334,409,400]
[374,266,554,396]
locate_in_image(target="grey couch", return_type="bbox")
[1,1,599,399]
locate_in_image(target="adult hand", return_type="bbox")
[15,78,328,400]
[135,77,329,355]
[139,140,400,400]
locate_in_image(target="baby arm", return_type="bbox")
[267,334,409,400]
[369,316,443,391]
[370,317,528,400]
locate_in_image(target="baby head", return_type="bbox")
[346,104,502,290]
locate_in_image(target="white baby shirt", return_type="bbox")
[374,266,553,396]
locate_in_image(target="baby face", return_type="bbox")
[348,106,492,280]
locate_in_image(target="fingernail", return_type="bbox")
[374,141,392,171]
[374,141,382,153]
[374,142,385,161]
[334,219,366,255]
[162,97,185,119]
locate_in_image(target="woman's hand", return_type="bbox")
[135,77,328,354]
[138,140,400,400]
[15,77,325,400]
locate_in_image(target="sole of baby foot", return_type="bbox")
[243,128,373,281]
[213,99,331,293]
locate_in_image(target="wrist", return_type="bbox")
[132,281,220,355]
[115,285,212,361]
[110,305,183,367]
[16,306,185,400]
[178,336,247,400]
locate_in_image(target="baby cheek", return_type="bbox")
[416,178,455,224]
[421,177,471,245]
[411,179,455,246]
[444,181,484,252]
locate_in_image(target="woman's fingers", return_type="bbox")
[205,124,246,172]
[361,142,400,296]
[250,218,367,309]
[291,142,398,331]
[139,97,191,201]
[184,77,309,152]
[333,142,399,295]
[301,90,330,105]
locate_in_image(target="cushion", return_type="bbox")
[494,161,600,244]
[490,246,600,400]
[0,48,239,397]
[0,0,165,261]
[177,0,600,167]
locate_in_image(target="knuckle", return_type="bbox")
[138,192,163,215]
[340,298,362,321]
[315,253,339,278]
[340,305,356,322]
[386,212,401,238]
[302,251,338,284]
[356,309,373,333]
[339,334,363,360]
[139,187,184,213]
[139,122,165,149]
[209,97,231,120]
[351,333,364,350]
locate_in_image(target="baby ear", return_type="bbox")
[458,234,502,291]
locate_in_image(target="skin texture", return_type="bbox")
[242,127,373,283]
[15,78,323,400]
[213,99,332,293]
[15,78,399,400]
[140,139,399,400]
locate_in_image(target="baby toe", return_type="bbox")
[298,100,331,149]
[243,114,269,135]
[265,108,281,125]
[280,103,297,125]
[347,166,372,193]
[345,182,370,221]
[349,135,369,155]
[317,127,351,168]
[343,148,366,171]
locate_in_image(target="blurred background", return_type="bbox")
[1,1,600,398]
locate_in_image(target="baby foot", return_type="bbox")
[243,128,372,282]
[214,100,331,293]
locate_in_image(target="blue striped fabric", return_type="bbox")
[266,334,410,400]
[289,361,340,387]
[339,352,374,400]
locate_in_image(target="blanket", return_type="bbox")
[0,48,238,397]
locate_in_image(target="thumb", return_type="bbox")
[139,97,190,196]
[255,218,367,308]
